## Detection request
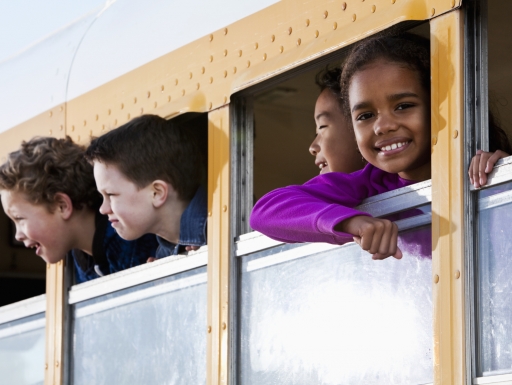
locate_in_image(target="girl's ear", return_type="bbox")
[151,180,169,208]
[54,193,74,220]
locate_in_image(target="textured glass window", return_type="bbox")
[239,225,432,385]
[72,266,207,385]
[478,181,512,376]
[0,313,45,385]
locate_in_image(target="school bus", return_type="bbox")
[1,0,511,384]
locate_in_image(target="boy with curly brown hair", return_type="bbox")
[0,136,158,283]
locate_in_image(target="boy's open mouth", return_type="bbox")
[26,242,42,255]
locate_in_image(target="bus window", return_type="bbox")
[232,22,432,384]
[473,0,512,379]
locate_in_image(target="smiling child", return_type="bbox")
[0,137,158,282]
[250,33,431,260]
[309,67,366,175]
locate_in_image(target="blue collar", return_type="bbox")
[156,185,207,257]
[178,185,207,246]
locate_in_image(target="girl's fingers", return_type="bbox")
[478,152,491,186]
[372,221,399,260]
[471,153,481,188]
[368,220,385,255]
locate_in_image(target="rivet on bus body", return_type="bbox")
[59,106,63,112]
[342,2,347,10]
[247,60,251,68]
[222,322,227,330]
[233,67,237,74]
[451,0,456,7]
[279,46,284,53]
[223,70,228,77]
[201,66,205,74]
[434,275,439,283]
[333,22,337,30]
[182,89,186,96]
[45,363,48,369]
[121,103,124,109]
[197,83,201,89]
[95,114,99,121]
[161,85,165,92]
[209,77,213,84]
[323,11,328,18]
[223,205,227,212]
[315,30,320,38]
[48,111,53,117]
[271,34,276,42]
[352,14,357,21]
[83,120,87,126]
[154,102,157,108]
[254,42,258,50]
[305,19,310,27]
[114,119,118,125]
[453,130,459,139]
[175,79,179,85]
[209,55,214,62]
[141,107,144,114]
[223,28,228,35]
[168,95,171,102]
[60,125,64,131]
[372,5,376,12]
[263,53,267,61]
[455,270,461,279]
[49,129,52,135]
[127,113,130,120]
[209,102,213,110]
[77,135,81,141]
[102,124,106,130]
[208,211,212,216]
[432,137,438,145]
[108,109,111,115]
[431,8,435,16]
[71,125,75,132]
[223,49,228,56]
[297,38,301,46]
[189,72,193,79]
[89,130,93,138]
[224,96,228,103]
[288,27,293,35]
[147,91,151,98]
[209,34,213,42]
[208,326,212,333]
[238,50,242,57]
[391,0,396,4]
[134,97,137,104]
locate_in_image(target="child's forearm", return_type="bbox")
[250,184,370,244]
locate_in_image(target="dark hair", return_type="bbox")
[489,112,512,154]
[85,115,202,201]
[0,136,101,211]
[340,32,430,115]
[315,66,342,98]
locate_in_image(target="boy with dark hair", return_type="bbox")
[0,136,158,283]
[85,114,207,258]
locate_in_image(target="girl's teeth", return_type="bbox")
[381,142,407,152]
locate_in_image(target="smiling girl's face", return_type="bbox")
[349,59,431,181]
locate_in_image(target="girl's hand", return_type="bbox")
[335,216,402,260]
[469,150,509,188]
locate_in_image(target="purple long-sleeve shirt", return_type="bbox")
[250,163,415,245]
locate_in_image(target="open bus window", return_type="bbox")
[475,1,512,377]
[0,208,45,307]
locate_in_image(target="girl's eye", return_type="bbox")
[396,103,414,111]
[318,125,327,130]
[356,112,373,121]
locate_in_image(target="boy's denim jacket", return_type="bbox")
[155,185,207,258]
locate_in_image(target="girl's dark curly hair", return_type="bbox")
[315,66,343,98]
[0,136,102,211]
[340,32,431,116]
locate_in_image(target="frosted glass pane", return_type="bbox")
[72,267,207,385]
[240,226,432,385]
[478,182,512,376]
[0,313,45,385]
